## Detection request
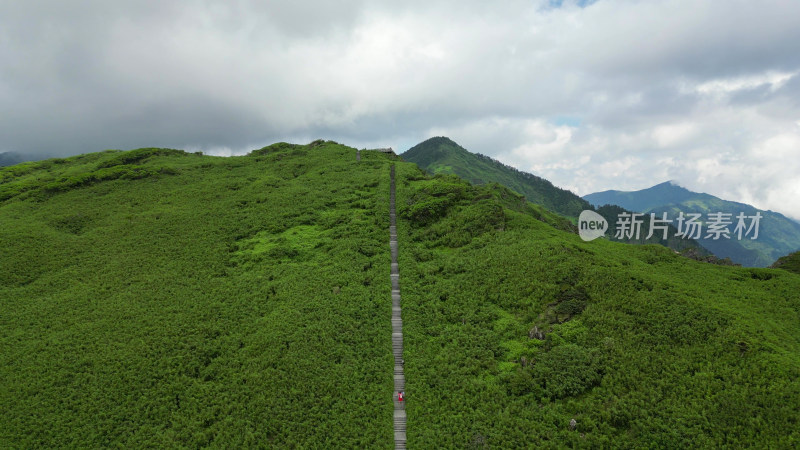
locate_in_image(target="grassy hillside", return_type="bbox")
[585,181,800,267]
[393,165,800,447]
[1,142,395,447]
[2,142,799,447]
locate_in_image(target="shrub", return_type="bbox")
[532,344,601,399]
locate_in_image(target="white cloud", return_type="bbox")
[652,122,698,148]
[510,121,574,159]
[695,71,797,96]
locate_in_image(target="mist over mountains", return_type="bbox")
[0,152,29,167]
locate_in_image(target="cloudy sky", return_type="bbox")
[2,0,800,219]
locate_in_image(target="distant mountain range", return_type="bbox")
[585,181,800,267]
[0,152,27,167]
[401,137,708,256]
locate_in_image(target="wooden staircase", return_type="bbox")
[389,165,406,449]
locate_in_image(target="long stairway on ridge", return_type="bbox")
[389,165,406,449]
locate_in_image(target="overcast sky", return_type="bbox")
[2,0,800,219]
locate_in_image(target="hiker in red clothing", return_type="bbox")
[398,391,404,402]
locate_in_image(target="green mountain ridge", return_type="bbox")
[401,136,711,258]
[401,136,591,218]
[2,141,799,447]
[771,250,800,274]
[585,181,800,267]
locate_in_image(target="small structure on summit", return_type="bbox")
[365,147,396,156]
[360,147,397,159]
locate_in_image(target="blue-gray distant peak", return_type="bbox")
[584,180,702,212]
[584,181,800,267]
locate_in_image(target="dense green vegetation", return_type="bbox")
[393,163,800,447]
[586,181,800,267]
[1,142,395,447]
[2,141,799,447]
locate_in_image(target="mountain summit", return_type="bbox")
[401,137,708,255]
[402,137,591,218]
[586,181,699,212]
